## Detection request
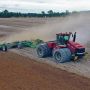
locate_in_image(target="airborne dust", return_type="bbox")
[2,12,90,47]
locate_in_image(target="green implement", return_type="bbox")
[0,39,43,52]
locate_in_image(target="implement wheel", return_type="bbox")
[2,45,7,52]
[17,42,23,49]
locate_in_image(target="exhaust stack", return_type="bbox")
[73,32,76,42]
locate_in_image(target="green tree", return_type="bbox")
[41,11,46,17]
[47,10,53,14]
[41,11,45,14]
[3,10,9,14]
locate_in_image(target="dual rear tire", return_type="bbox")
[36,43,52,58]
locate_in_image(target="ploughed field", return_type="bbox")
[0,52,90,90]
[0,12,90,90]
[0,18,47,42]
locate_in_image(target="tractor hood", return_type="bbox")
[68,41,85,49]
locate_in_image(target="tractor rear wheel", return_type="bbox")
[36,43,52,58]
[53,48,71,63]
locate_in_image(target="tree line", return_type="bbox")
[0,10,71,18]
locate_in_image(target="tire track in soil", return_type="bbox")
[11,48,90,78]
[0,52,90,90]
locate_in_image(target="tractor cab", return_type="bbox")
[56,32,71,45]
[56,32,76,45]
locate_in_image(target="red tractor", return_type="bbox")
[36,32,85,63]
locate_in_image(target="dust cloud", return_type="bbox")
[3,12,90,46]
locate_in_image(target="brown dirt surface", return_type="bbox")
[0,18,49,42]
[0,18,46,27]
[0,52,90,90]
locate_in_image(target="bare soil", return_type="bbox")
[0,18,47,42]
[11,48,90,78]
[0,52,90,90]
[0,13,90,90]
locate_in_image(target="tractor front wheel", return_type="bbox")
[53,48,71,63]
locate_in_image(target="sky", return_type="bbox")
[0,0,90,13]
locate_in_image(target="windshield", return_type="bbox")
[64,36,69,41]
[57,35,70,45]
